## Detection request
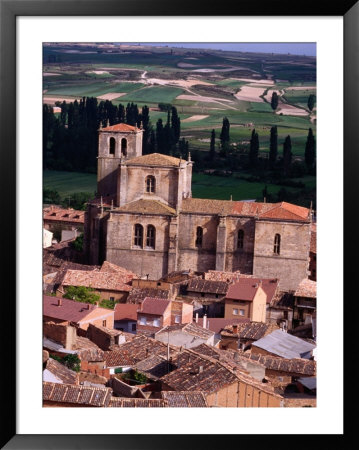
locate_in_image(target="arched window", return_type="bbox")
[146,225,156,249]
[121,138,127,157]
[195,227,203,247]
[134,224,143,247]
[237,229,244,249]
[109,137,116,155]
[274,233,281,255]
[145,175,156,193]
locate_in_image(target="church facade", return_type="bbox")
[84,123,312,291]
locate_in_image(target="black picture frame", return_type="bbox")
[1,0,355,448]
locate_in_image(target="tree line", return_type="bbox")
[43,97,187,173]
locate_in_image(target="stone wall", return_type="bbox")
[253,220,311,291]
[43,321,77,350]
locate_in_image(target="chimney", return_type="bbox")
[203,314,207,329]
[233,324,238,334]
[94,302,99,308]
[199,365,203,373]
[195,313,199,324]
[57,299,62,307]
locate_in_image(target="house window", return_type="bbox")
[237,229,244,249]
[153,318,160,327]
[134,224,143,247]
[102,320,107,327]
[109,297,115,302]
[131,323,137,332]
[195,227,203,247]
[145,175,156,193]
[239,309,245,316]
[233,308,239,315]
[140,317,147,325]
[274,234,281,255]
[175,315,180,324]
[109,137,116,155]
[146,225,156,249]
[121,138,127,157]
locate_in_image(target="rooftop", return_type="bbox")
[181,199,310,222]
[44,358,78,385]
[156,322,215,340]
[108,397,168,407]
[61,268,133,292]
[43,207,85,223]
[221,321,279,340]
[43,381,112,407]
[204,270,242,282]
[126,153,183,167]
[115,199,176,216]
[160,391,208,407]
[43,295,109,323]
[252,329,316,359]
[114,303,139,321]
[240,352,316,376]
[101,123,140,133]
[127,287,170,304]
[294,279,317,298]
[139,297,171,316]
[226,278,265,302]
[187,278,230,295]
[195,317,250,335]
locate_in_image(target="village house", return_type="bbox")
[114,303,138,333]
[160,348,283,407]
[43,206,85,242]
[220,321,280,351]
[85,323,125,350]
[84,123,313,292]
[43,382,113,407]
[159,391,208,407]
[43,295,114,330]
[185,278,229,317]
[224,278,267,322]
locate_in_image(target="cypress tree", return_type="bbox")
[249,129,259,167]
[283,135,292,177]
[171,106,181,144]
[209,129,216,161]
[304,128,316,170]
[219,117,230,156]
[307,94,316,112]
[269,126,278,169]
[271,92,279,110]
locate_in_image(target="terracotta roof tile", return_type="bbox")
[62,269,132,292]
[195,317,249,335]
[240,353,316,376]
[43,381,112,406]
[102,123,139,132]
[222,322,279,340]
[157,323,214,340]
[115,199,176,215]
[43,207,85,223]
[226,278,264,302]
[100,261,139,278]
[43,295,111,323]
[127,287,170,304]
[294,279,317,298]
[114,303,138,321]
[139,297,171,316]
[108,397,168,407]
[204,270,242,282]
[187,278,229,295]
[160,391,208,407]
[126,153,183,167]
[44,358,78,385]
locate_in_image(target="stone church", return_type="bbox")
[84,122,313,291]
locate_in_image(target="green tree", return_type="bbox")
[209,129,216,161]
[269,126,278,169]
[304,128,316,170]
[171,106,181,144]
[283,135,292,177]
[249,129,259,167]
[307,94,316,111]
[71,233,84,252]
[63,286,100,304]
[219,117,230,156]
[271,92,279,110]
[43,188,61,205]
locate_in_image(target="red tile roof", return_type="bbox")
[101,123,140,132]
[61,269,132,292]
[43,207,85,223]
[226,278,264,302]
[100,261,138,278]
[181,199,310,222]
[127,153,182,167]
[43,295,111,323]
[187,278,229,295]
[294,279,317,298]
[157,322,214,340]
[108,397,168,407]
[114,303,138,321]
[232,276,279,304]
[160,391,208,407]
[139,297,171,316]
[45,358,78,385]
[43,381,112,406]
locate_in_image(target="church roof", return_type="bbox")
[181,198,310,221]
[101,123,140,133]
[126,153,183,167]
[115,199,176,215]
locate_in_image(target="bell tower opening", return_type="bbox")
[121,138,127,157]
[109,137,116,155]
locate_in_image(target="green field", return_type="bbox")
[43,169,314,204]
